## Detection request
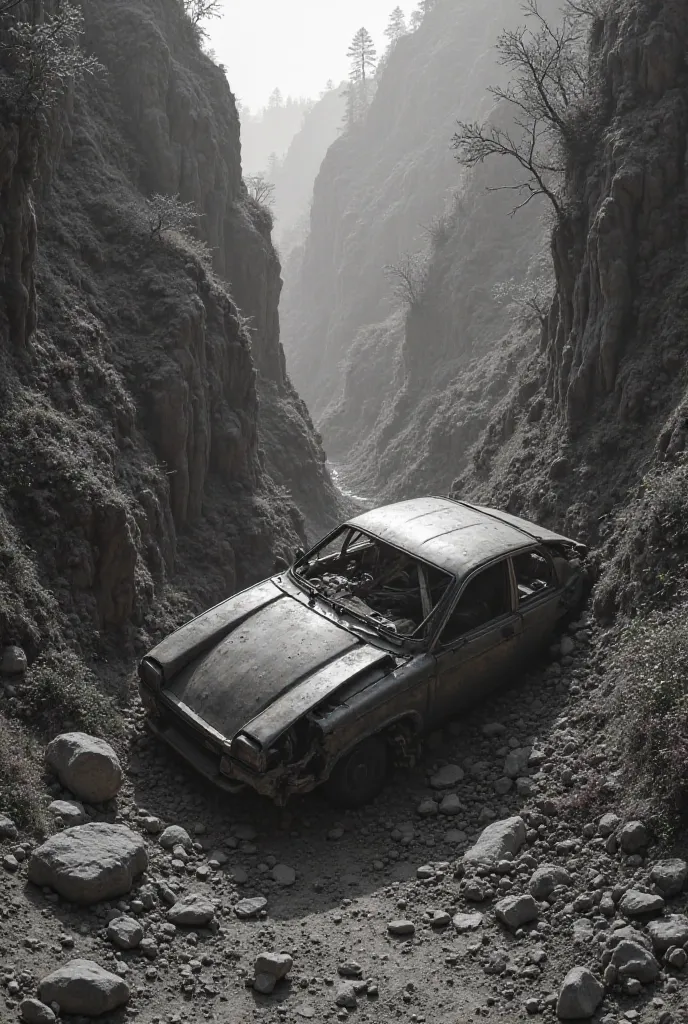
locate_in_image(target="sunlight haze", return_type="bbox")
[206,0,411,110]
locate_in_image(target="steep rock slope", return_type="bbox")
[280,0,558,450]
[456,0,688,620]
[0,0,335,816]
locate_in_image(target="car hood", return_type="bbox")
[164,591,382,742]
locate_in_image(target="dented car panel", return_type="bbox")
[139,496,586,805]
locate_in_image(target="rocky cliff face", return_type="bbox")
[0,0,336,674]
[454,0,688,619]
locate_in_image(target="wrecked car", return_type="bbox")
[138,496,586,807]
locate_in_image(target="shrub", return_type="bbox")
[384,251,429,309]
[613,609,688,826]
[14,648,122,737]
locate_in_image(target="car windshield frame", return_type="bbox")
[290,523,456,648]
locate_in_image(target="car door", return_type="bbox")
[511,546,564,659]
[430,558,522,723]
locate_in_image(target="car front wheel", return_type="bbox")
[324,735,388,808]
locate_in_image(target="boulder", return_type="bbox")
[45,733,122,804]
[647,915,688,953]
[28,823,147,904]
[49,799,85,827]
[495,894,538,930]
[463,816,526,868]
[610,940,659,984]
[439,794,462,815]
[19,998,56,1024]
[107,915,143,950]
[618,889,665,917]
[159,825,192,851]
[556,967,604,1020]
[272,863,296,885]
[651,859,688,898]
[529,864,573,900]
[618,820,649,854]
[1,645,27,675]
[37,959,129,1016]
[167,892,215,926]
[0,813,18,840]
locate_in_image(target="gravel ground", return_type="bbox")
[2,616,688,1024]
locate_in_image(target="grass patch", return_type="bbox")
[0,716,48,833]
[613,607,688,829]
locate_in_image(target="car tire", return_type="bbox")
[324,735,388,808]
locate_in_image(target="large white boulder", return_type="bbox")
[45,732,122,803]
[463,816,526,868]
[28,823,147,905]
[37,959,129,1016]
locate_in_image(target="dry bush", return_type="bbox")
[384,251,429,309]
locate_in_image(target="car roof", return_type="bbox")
[347,496,567,578]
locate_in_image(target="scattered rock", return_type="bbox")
[495,894,538,931]
[463,816,526,868]
[159,825,192,851]
[618,820,649,854]
[597,812,620,837]
[529,864,572,900]
[49,799,85,827]
[482,722,506,737]
[504,748,531,779]
[0,813,18,840]
[387,920,415,936]
[236,896,267,918]
[335,982,357,1009]
[556,967,604,1020]
[651,859,688,898]
[619,889,665,917]
[439,793,461,815]
[647,915,688,953]
[453,912,483,932]
[430,764,464,789]
[1,645,27,675]
[253,952,293,995]
[417,797,438,817]
[272,863,296,885]
[107,916,143,950]
[38,959,129,1016]
[167,893,215,926]
[45,733,122,804]
[610,940,660,984]
[28,824,147,904]
[18,998,56,1024]
[666,946,687,969]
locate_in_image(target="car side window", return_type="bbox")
[513,549,556,604]
[439,561,512,646]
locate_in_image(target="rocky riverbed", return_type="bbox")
[1,617,687,1024]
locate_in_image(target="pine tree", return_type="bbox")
[347,27,377,84]
[384,6,407,47]
[268,87,283,108]
[409,8,423,30]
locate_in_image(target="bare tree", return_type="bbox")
[384,252,429,309]
[145,193,198,240]
[181,0,222,27]
[452,0,602,220]
[245,174,276,206]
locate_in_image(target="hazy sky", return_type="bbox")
[206,1,412,111]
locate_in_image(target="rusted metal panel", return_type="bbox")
[150,578,282,679]
[166,593,360,741]
[462,503,587,552]
[243,645,395,747]
[347,497,532,577]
